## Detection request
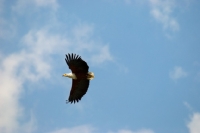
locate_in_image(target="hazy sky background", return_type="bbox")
[0,0,200,133]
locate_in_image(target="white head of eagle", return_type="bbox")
[62,53,94,104]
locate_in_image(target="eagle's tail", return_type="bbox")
[87,72,95,80]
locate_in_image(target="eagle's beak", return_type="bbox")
[62,74,66,77]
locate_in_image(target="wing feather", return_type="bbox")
[67,79,90,103]
[65,53,89,73]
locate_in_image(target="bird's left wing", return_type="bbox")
[65,53,89,73]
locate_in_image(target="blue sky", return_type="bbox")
[0,0,200,133]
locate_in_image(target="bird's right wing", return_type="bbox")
[67,79,90,104]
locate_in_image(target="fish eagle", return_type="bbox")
[62,53,94,104]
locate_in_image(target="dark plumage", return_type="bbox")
[63,53,94,104]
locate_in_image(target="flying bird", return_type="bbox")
[63,53,94,104]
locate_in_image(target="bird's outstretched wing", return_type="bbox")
[67,79,90,103]
[65,53,89,73]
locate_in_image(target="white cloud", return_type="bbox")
[22,23,113,65]
[50,125,154,133]
[149,0,179,32]
[0,28,63,132]
[0,53,39,133]
[169,66,187,80]
[187,113,200,133]
[108,129,154,133]
[49,125,95,133]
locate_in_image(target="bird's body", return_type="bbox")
[63,53,94,104]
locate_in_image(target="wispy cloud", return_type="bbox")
[70,23,113,65]
[108,129,154,133]
[149,0,179,32]
[49,125,154,133]
[184,102,194,112]
[90,45,113,65]
[121,0,181,37]
[0,28,65,132]
[187,113,200,133]
[169,66,188,80]
[49,125,96,133]
[0,51,44,133]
